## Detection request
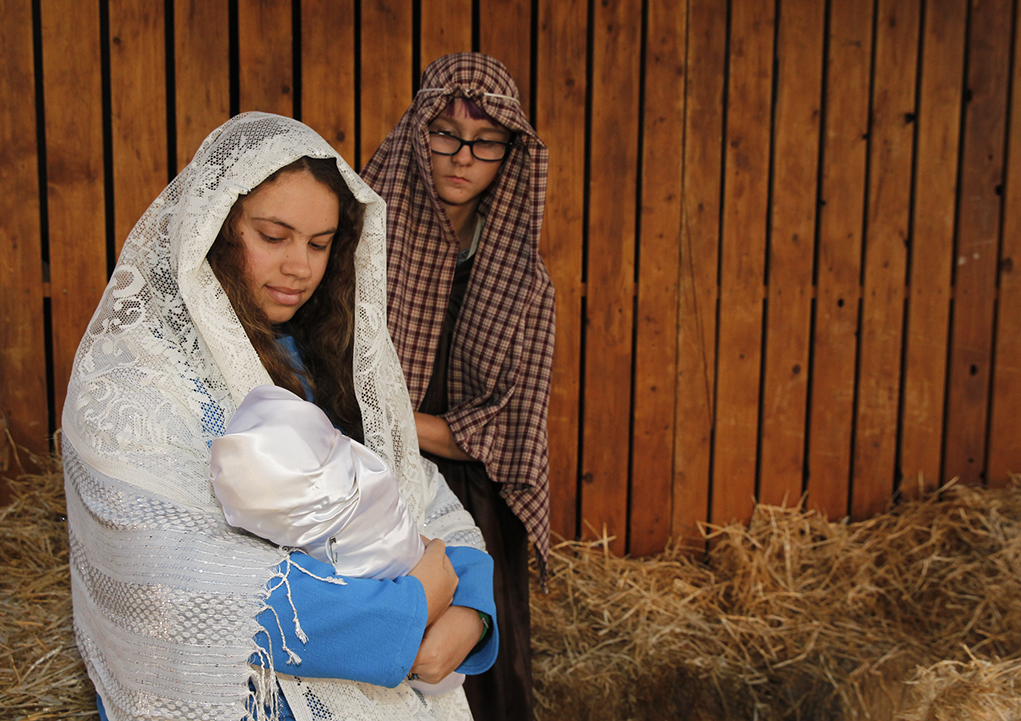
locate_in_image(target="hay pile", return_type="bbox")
[531,480,1021,720]
[4,453,1021,721]
[0,451,96,720]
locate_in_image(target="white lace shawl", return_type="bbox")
[61,112,483,721]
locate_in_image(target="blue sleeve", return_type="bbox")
[446,545,499,675]
[255,551,429,688]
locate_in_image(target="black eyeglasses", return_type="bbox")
[428,131,514,162]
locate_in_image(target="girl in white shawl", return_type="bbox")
[61,112,496,721]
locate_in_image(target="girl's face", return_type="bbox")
[235,169,340,324]
[428,99,511,209]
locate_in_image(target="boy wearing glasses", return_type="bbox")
[362,53,554,721]
[426,104,515,258]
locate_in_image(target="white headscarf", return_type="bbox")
[62,112,481,721]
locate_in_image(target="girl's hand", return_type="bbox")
[409,605,485,683]
[409,538,458,626]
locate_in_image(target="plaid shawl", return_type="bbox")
[361,53,554,569]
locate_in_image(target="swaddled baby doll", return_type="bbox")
[210,384,465,695]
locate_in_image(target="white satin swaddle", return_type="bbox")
[210,385,425,578]
[209,385,464,695]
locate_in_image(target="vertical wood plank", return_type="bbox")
[174,0,230,170]
[109,0,168,256]
[851,0,920,519]
[712,0,775,526]
[479,0,531,116]
[808,0,872,519]
[673,0,725,547]
[988,3,1021,485]
[534,0,587,542]
[581,0,641,554]
[420,0,473,70]
[301,0,357,162]
[758,0,825,508]
[238,0,293,116]
[943,0,1012,485]
[360,2,413,168]
[40,0,108,429]
[630,0,686,556]
[899,0,967,498]
[0,0,47,461]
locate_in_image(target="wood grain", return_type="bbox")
[758,0,825,508]
[808,0,872,519]
[238,0,293,116]
[673,0,726,548]
[109,0,168,255]
[479,0,531,116]
[580,0,641,554]
[535,0,587,542]
[988,2,1021,485]
[359,1,413,168]
[942,0,1012,485]
[40,0,108,430]
[851,0,920,519]
[899,0,966,497]
[630,0,686,556]
[301,0,357,162]
[174,0,230,170]
[0,0,47,462]
[420,0,473,71]
[712,0,775,526]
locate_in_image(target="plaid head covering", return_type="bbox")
[361,53,555,570]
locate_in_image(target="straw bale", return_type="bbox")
[899,656,1021,721]
[531,479,1021,720]
[0,450,97,721]
[5,443,1021,721]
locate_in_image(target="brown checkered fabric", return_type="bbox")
[361,53,555,571]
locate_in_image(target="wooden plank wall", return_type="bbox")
[2,0,1020,553]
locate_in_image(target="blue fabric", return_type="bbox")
[445,545,500,674]
[253,545,499,680]
[255,550,429,686]
[276,334,314,401]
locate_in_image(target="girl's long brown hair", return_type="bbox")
[208,156,366,440]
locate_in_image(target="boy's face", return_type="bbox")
[428,100,511,210]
